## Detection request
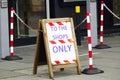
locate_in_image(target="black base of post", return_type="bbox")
[93,44,111,49]
[82,68,104,75]
[2,55,22,61]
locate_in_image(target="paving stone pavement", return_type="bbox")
[0,36,120,80]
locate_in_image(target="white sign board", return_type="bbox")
[46,22,77,65]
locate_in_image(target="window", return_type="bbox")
[113,0,120,25]
[15,0,46,38]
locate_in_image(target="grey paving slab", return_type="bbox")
[96,47,120,52]
[0,69,24,79]
[16,55,34,63]
[0,59,4,62]
[54,74,107,80]
[14,45,36,56]
[96,66,120,80]
[0,75,50,80]
[0,61,32,70]
[35,65,105,80]
[36,67,78,78]
[94,52,120,60]
[94,58,120,69]
[15,65,48,75]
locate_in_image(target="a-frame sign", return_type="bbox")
[33,18,81,78]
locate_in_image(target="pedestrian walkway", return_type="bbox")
[0,36,120,80]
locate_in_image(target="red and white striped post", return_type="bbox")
[94,0,111,49]
[82,12,104,74]
[86,12,93,70]
[100,0,104,46]
[4,7,22,60]
[10,7,14,57]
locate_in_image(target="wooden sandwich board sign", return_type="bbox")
[33,18,81,78]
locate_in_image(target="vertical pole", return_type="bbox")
[3,7,22,60]
[46,0,50,19]
[82,12,104,74]
[94,0,111,49]
[10,7,14,57]
[86,12,93,70]
[99,0,104,46]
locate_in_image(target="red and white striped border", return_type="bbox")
[49,39,74,44]
[48,22,64,26]
[52,59,77,65]
[86,12,93,70]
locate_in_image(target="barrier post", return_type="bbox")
[3,7,22,60]
[82,12,104,74]
[94,0,111,49]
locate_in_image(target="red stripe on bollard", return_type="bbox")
[88,51,93,58]
[10,17,14,23]
[10,29,14,34]
[87,23,91,30]
[10,7,14,11]
[100,42,103,46]
[10,53,14,57]
[88,37,92,44]
[89,65,93,70]
[10,41,14,47]
[100,31,103,36]
[101,10,104,15]
[100,21,104,26]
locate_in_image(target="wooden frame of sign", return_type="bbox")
[33,20,47,75]
[33,18,81,79]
